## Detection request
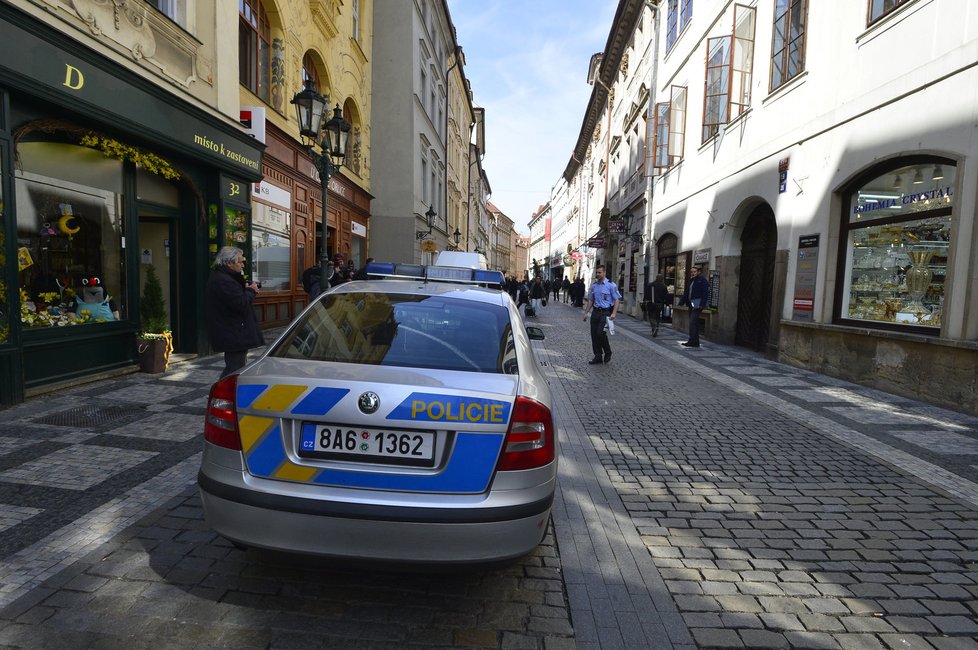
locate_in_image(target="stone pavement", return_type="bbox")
[0,304,975,648]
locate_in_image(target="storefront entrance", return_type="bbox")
[735,204,777,351]
[137,215,178,346]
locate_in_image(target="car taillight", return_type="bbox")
[203,375,241,450]
[496,396,555,471]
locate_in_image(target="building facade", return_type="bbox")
[371,0,470,264]
[243,0,374,327]
[550,0,978,413]
[0,0,264,405]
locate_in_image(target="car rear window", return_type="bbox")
[271,292,518,374]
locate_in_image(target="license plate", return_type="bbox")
[298,423,436,467]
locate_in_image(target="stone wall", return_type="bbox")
[780,321,978,415]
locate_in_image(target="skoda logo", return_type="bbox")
[358,391,380,414]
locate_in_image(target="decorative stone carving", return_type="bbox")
[70,0,157,59]
[271,38,286,111]
[351,127,361,175]
[309,0,341,40]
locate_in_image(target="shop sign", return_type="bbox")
[351,221,367,237]
[0,17,263,177]
[608,218,626,234]
[240,107,267,144]
[221,175,251,207]
[693,248,711,265]
[571,251,584,260]
[792,234,819,321]
[587,237,605,248]
[421,239,438,253]
[252,180,290,209]
[779,157,789,194]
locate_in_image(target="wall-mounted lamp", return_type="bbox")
[718,222,732,230]
[416,205,436,240]
[453,228,462,245]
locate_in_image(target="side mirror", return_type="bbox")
[525,325,545,341]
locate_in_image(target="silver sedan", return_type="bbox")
[198,263,556,563]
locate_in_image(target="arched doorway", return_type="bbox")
[735,204,777,350]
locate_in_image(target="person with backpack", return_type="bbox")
[301,260,335,298]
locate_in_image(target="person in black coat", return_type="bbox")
[206,246,265,378]
[645,274,671,337]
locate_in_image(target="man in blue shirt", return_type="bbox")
[582,264,622,364]
[680,264,710,348]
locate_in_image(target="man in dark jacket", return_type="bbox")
[679,265,709,348]
[206,246,265,377]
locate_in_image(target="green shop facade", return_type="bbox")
[0,6,264,407]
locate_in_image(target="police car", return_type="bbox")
[198,258,556,563]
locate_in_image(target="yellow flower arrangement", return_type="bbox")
[79,134,180,180]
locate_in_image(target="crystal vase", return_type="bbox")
[903,250,934,321]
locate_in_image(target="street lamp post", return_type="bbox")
[452,228,461,247]
[292,81,351,293]
[416,206,436,240]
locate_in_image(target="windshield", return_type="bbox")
[271,292,517,374]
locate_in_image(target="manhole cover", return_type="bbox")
[33,405,147,430]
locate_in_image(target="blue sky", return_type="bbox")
[446,1,617,233]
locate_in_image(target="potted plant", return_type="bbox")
[137,265,172,373]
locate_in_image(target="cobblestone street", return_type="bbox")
[0,301,977,648]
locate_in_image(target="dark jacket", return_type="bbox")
[529,280,546,299]
[205,266,264,352]
[647,280,670,305]
[681,275,710,309]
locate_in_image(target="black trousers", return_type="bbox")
[221,350,249,378]
[589,311,611,358]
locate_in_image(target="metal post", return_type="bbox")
[313,153,335,293]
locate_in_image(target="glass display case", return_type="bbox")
[844,218,948,328]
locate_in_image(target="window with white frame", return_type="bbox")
[149,0,189,29]
[771,0,807,91]
[352,0,360,42]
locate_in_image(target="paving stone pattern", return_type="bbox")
[1,309,978,648]
[547,306,978,649]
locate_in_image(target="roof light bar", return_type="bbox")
[365,262,504,289]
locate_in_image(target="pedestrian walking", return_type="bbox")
[552,279,561,303]
[582,264,621,364]
[679,264,709,348]
[571,277,586,307]
[562,277,571,303]
[645,274,670,337]
[529,275,545,315]
[206,246,264,378]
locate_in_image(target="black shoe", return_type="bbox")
[682,342,700,348]
[651,328,658,337]
[604,352,612,363]
[588,357,603,364]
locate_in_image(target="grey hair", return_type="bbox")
[215,246,243,268]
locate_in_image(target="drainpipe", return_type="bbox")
[445,46,462,237]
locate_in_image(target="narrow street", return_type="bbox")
[1,301,977,649]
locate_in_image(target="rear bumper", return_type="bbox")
[199,474,552,563]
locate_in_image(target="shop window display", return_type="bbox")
[841,162,954,330]
[251,200,290,291]
[15,142,126,328]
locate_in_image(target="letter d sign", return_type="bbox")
[63,65,84,90]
